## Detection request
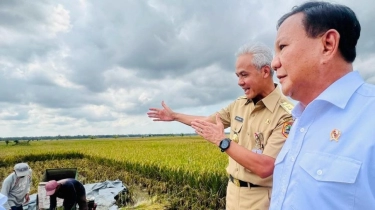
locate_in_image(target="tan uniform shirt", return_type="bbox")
[210,86,293,187]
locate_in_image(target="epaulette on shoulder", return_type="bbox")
[280,101,294,114]
[237,95,247,100]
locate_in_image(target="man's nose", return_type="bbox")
[271,56,280,71]
[238,77,244,86]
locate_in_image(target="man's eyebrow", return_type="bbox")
[236,70,246,75]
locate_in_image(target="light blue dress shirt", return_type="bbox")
[270,71,375,210]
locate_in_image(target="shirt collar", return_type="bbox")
[259,84,283,113]
[292,71,364,118]
[316,71,363,108]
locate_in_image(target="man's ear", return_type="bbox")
[261,65,271,78]
[321,29,340,63]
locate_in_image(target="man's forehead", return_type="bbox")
[280,12,304,28]
[275,14,304,40]
[236,55,252,67]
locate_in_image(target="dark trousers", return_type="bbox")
[11,206,23,210]
[63,195,88,210]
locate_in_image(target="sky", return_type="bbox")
[0,0,374,137]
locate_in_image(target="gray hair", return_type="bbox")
[235,42,274,76]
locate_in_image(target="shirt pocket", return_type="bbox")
[297,152,361,209]
[299,152,361,183]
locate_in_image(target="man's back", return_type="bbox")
[54,179,84,199]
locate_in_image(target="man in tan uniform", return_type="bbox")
[147,42,293,210]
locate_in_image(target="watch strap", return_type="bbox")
[219,138,231,152]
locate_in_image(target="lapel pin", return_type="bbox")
[330,129,341,142]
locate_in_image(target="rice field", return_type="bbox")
[0,136,229,209]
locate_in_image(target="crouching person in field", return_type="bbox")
[1,163,32,210]
[45,179,88,210]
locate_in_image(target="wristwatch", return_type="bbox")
[219,138,231,152]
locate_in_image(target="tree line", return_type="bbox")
[0,133,199,142]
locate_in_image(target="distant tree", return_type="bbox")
[14,140,19,145]
[5,140,9,145]
[181,133,184,137]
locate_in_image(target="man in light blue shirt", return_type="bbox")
[0,193,7,210]
[270,1,375,209]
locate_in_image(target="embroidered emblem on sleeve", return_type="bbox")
[282,122,293,137]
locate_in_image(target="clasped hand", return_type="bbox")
[191,114,226,146]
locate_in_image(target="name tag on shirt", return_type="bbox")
[235,116,243,122]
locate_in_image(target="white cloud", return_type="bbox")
[0,0,374,137]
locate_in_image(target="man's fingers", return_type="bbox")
[194,119,210,126]
[148,108,159,112]
[191,124,199,130]
[191,124,204,133]
[191,121,204,129]
[147,111,159,117]
[161,101,168,109]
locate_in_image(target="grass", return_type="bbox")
[0,136,228,209]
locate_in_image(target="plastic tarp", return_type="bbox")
[22,180,126,210]
[85,180,126,210]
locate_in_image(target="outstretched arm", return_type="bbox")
[147,101,213,126]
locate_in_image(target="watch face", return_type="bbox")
[221,140,230,148]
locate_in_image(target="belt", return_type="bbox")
[229,174,261,188]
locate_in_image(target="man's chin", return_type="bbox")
[280,85,291,96]
[245,93,253,99]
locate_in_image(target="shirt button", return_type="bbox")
[235,168,238,171]
[317,170,323,175]
[300,128,305,132]
[290,157,295,162]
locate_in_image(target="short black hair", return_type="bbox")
[277,1,361,63]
